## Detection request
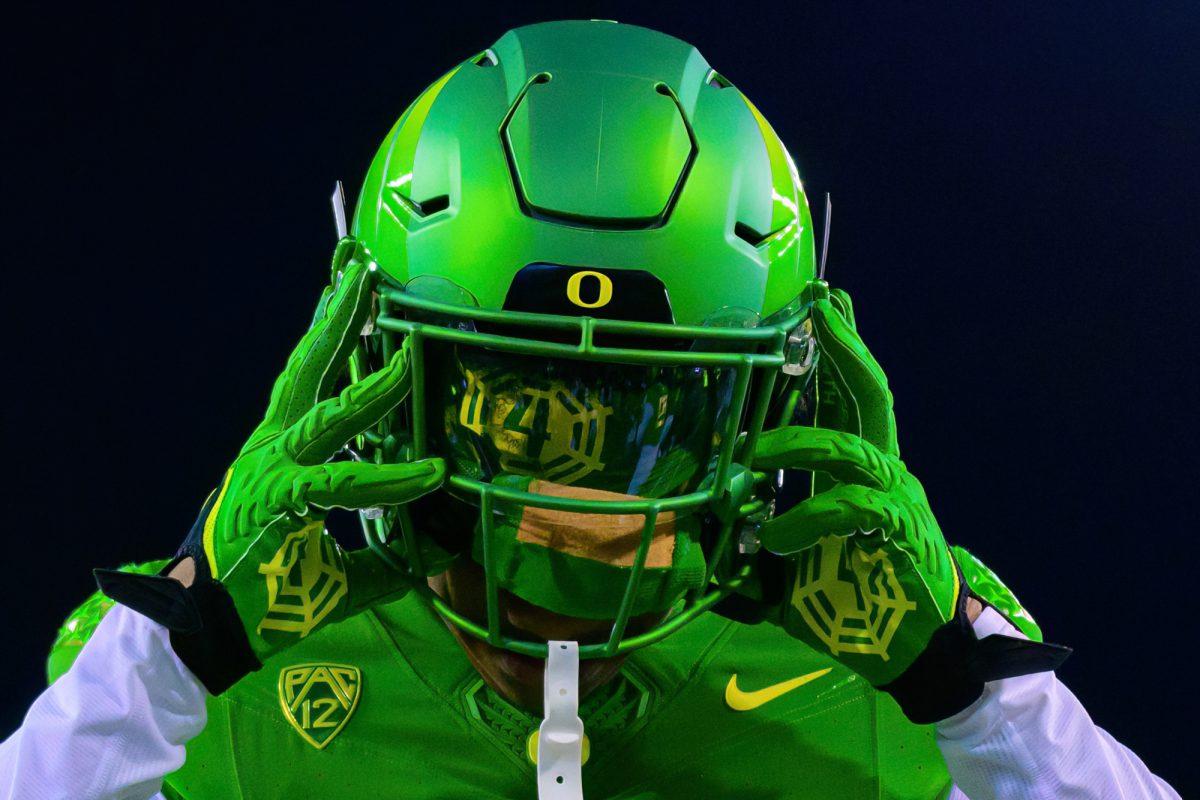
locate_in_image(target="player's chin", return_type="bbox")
[492,646,622,707]
[466,611,649,710]
[431,563,662,709]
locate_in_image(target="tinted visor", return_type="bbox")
[429,343,735,501]
[422,342,737,620]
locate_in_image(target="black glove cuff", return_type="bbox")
[94,565,261,695]
[878,589,1072,724]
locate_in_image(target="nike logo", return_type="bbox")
[724,667,833,711]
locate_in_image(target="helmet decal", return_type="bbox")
[502,263,673,323]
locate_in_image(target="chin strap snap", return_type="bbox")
[538,641,584,800]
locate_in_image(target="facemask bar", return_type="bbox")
[353,279,806,659]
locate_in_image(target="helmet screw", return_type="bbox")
[738,524,762,554]
[781,319,816,376]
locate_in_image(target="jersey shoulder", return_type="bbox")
[601,612,954,799]
[47,559,172,684]
[953,545,1044,641]
[164,595,504,800]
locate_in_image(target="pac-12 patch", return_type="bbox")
[278,663,362,750]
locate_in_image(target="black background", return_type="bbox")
[6,1,1198,792]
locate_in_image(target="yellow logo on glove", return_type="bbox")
[258,523,348,637]
[790,535,916,660]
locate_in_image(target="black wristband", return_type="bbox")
[878,587,1072,724]
[878,609,987,724]
[94,566,261,695]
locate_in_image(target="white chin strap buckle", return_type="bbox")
[537,640,584,799]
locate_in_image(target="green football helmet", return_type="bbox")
[343,20,817,659]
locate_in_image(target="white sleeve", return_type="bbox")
[0,603,209,800]
[936,606,1180,800]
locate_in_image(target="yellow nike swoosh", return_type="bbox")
[724,667,833,712]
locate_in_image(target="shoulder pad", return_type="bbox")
[952,545,1044,642]
[47,559,171,684]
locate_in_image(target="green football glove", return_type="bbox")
[754,281,1068,722]
[97,252,443,692]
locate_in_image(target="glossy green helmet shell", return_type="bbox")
[345,20,818,659]
[353,19,814,323]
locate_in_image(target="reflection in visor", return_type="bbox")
[430,344,735,501]
[424,343,734,620]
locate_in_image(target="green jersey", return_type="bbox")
[53,580,952,799]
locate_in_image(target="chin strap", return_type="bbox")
[538,641,585,800]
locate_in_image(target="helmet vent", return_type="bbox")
[473,49,498,68]
[706,70,733,89]
[734,221,767,247]
[734,220,792,249]
[389,190,450,218]
[415,194,450,215]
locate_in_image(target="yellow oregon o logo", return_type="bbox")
[565,270,613,309]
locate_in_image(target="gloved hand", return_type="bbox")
[753,281,1068,722]
[97,253,443,693]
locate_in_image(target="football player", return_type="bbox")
[0,20,1180,800]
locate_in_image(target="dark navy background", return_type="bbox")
[7,2,1197,791]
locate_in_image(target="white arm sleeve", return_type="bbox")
[0,603,208,800]
[936,607,1180,800]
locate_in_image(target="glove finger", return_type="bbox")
[285,344,412,466]
[258,261,374,435]
[828,286,856,330]
[811,297,899,458]
[290,458,445,511]
[752,425,896,489]
[759,483,895,555]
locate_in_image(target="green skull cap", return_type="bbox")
[352,19,815,325]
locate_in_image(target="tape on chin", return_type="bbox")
[474,479,707,619]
